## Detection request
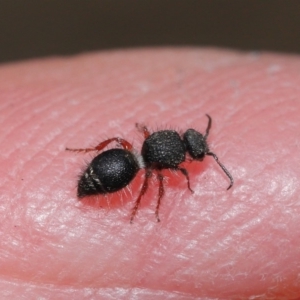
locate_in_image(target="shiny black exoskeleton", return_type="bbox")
[66,137,143,200]
[77,148,140,198]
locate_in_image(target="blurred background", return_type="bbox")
[1,0,300,63]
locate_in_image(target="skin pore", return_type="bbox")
[0,49,299,299]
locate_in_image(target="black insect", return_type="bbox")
[66,138,144,198]
[66,115,233,222]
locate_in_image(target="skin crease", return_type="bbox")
[0,48,299,300]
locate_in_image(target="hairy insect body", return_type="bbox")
[183,129,208,160]
[78,149,140,198]
[142,131,185,168]
[66,115,233,222]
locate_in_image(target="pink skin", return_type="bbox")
[0,49,299,299]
